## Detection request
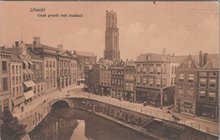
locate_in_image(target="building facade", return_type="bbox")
[57,48,77,89]
[104,10,120,61]
[0,47,11,112]
[110,61,125,99]
[73,50,97,84]
[100,67,111,96]
[135,53,181,107]
[29,51,44,97]
[174,51,219,120]
[174,55,199,115]
[196,54,219,121]
[124,65,136,102]
[28,37,58,93]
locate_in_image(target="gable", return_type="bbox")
[177,55,200,69]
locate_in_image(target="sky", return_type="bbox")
[0,1,219,60]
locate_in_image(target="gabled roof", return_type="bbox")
[203,59,219,69]
[177,55,201,69]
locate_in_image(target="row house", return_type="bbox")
[90,64,101,94]
[197,60,218,120]
[100,66,111,96]
[28,37,58,93]
[28,37,78,92]
[57,46,77,89]
[174,51,219,121]
[84,65,93,92]
[110,61,125,99]
[73,50,97,84]
[7,41,36,112]
[29,51,44,97]
[124,65,136,102]
[135,53,181,107]
[99,59,113,96]
[174,55,199,115]
[0,47,11,112]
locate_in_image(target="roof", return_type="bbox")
[178,55,201,69]
[25,43,58,51]
[74,50,96,57]
[27,51,43,60]
[136,53,186,63]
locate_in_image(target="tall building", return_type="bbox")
[104,10,120,61]
[0,47,11,112]
[135,53,183,107]
[174,51,219,121]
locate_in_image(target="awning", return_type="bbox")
[28,61,33,65]
[24,80,35,88]
[13,96,25,106]
[24,90,35,100]
[27,69,33,75]
[23,61,29,66]
[23,69,29,75]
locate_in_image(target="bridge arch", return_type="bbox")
[50,98,74,109]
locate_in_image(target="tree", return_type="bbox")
[0,109,26,140]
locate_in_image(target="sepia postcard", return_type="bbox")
[0,1,219,140]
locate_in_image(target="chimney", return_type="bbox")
[199,50,203,67]
[33,37,40,47]
[203,53,208,66]
[15,41,19,47]
[57,44,63,52]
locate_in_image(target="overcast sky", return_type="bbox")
[0,2,219,60]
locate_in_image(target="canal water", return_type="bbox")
[29,108,155,140]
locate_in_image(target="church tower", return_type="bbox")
[104,10,120,61]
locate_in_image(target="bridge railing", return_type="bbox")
[15,91,219,137]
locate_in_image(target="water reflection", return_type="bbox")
[30,108,153,140]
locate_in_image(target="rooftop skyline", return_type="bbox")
[0,2,219,60]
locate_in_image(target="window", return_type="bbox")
[199,79,207,88]
[2,78,8,91]
[2,61,7,71]
[142,67,147,73]
[178,88,184,95]
[199,72,207,77]
[12,76,15,85]
[156,78,161,87]
[149,67,154,74]
[156,67,161,74]
[209,72,217,77]
[136,76,140,84]
[199,90,206,100]
[12,65,15,74]
[179,73,184,82]
[188,74,194,83]
[142,77,147,84]
[19,66,21,74]
[149,78,153,86]
[208,92,215,101]
[187,89,193,97]
[46,61,49,68]
[209,79,216,89]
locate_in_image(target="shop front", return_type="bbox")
[180,100,196,115]
[197,103,218,121]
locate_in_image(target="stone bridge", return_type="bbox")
[16,91,219,139]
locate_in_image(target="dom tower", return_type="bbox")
[104,10,120,61]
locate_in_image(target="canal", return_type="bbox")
[29,108,156,140]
